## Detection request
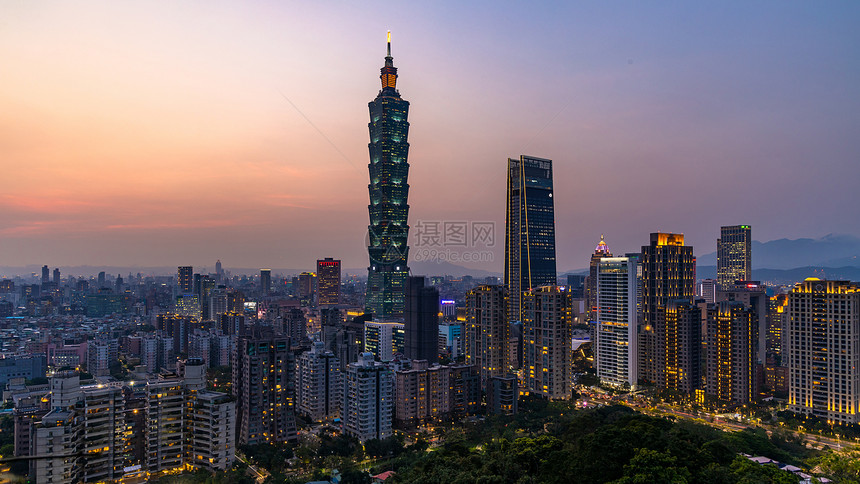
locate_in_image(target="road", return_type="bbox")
[235,453,268,484]
[610,398,857,453]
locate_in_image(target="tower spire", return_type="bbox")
[387,30,391,57]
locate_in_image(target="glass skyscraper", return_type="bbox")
[504,155,557,324]
[365,33,411,318]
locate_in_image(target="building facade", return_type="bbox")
[464,285,509,386]
[342,352,394,442]
[717,225,752,290]
[316,258,342,307]
[232,333,298,445]
[29,362,235,484]
[705,301,756,403]
[404,276,439,363]
[178,266,193,294]
[364,321,405,361]
[297,341,341,422]
[787,279,860,424]
[522,286,573,399]
[393,360,480,427]
[595,255,641,389]
[639,233,696,387]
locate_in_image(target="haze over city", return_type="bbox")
[1,1,858,271]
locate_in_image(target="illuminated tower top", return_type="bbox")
[594,234,611,255]
[381,30,398,92]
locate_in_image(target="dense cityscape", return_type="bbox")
[2,4,859,484]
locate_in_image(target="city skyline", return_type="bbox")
[1,2,858,271]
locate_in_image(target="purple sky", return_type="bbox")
[0,1,858,273]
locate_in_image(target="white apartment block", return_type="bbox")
[595,256,641,389]
[342,352,393,442]
[297,341,341,422]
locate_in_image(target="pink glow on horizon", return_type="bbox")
[0,2,856,270]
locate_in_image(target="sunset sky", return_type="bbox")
[1,1,858,273]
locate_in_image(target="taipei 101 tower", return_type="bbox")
[365,32,411,318]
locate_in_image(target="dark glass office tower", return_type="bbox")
[504,155,557,324]
[365,33,411,318]
[404,276,439,363]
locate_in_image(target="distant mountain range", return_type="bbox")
[697,234,860,269]
[696,265,860,285]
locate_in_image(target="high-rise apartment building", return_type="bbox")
[232,332,298,445]
[342,352,394,442]
[298,271,316,307]
[316,258,341,306]
[586,235,612,323]
[663,299,703,393]
[505,155,557,325]
[717,281,767,365]
[464,285,509,386]
[639,233,696,387]
[282,307,308,349]
[394,360,449,427]
[394,360,480,427]
[86,339,118,377]
[595,255,641,389]
[405,276,439,363]
[177,266,193,294]
[29,361,234,483]
[188,390,237,471]
[717,225,752,290]
[704,301,756,403]
[787,279,860,424]
[297,341,341,422]
[522,286,573,399]
[767,294,789,358]
[365,33,411,319]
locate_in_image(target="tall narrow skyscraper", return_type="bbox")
[404,276,440,363]
[365,32,411,319]
[717,225,752,290]
[260,269,271,295]
[595,255,641,389]
[505,155,557,325]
